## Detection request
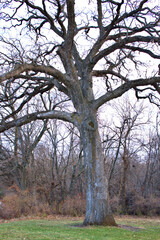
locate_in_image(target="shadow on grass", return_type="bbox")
[118,224,144,231]
[69,222,144,232]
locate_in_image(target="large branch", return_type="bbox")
[0,63,71,87]
[0,110,74,133]
[56,1,78,81]
[124,46,160,59]
[94,76,160,109]
[92,36,160,66]
[15,75,69,96]
[97,0,103,33]
[66,0,76,50]
[92,70,128,81]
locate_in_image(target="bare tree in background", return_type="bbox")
[101,97,150,212]
[114,101,148,213]
[141,113,160,198]
[0,0,160,225]
[46,120,83,209]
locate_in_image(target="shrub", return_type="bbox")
[61,194,86,216]
[125,194,160,216]
[110,191,160,216]
[110,196,119,214]
[0,194,23,219]
[0,192,54,220]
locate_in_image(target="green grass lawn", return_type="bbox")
[0,216,160,240]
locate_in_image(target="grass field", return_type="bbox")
[0,216,160,240]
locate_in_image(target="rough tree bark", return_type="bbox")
[80,112,116,225]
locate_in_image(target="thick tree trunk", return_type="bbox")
[80,113,117,226]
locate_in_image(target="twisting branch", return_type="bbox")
[124,46,160,59]
[0,63,71,87]
[94,76,160,109]
[92,35,160,67]
[0,110,75,133]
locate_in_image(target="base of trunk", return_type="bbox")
[83,214,117,226]
[83,198,117,226]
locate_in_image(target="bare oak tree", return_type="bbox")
[0,0,160,225]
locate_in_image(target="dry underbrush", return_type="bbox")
[0,186,86,220]
[110,194,160,216]
[0,185,159,220]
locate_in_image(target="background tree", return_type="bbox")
[100,96,151,213]
[141,117,160,198]
[0,0,160,226]
[111,99,149,213]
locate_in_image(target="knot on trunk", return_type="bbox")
[82,117,97,131]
